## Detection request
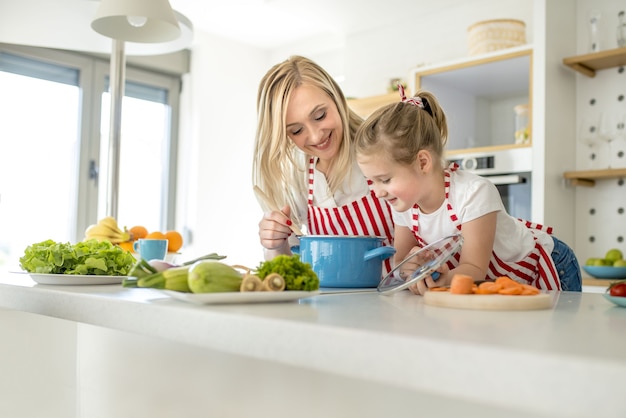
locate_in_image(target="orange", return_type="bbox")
[129,225,148,240]
[164,230,183,252]
[118,241,134,253]
[145,231,167,240]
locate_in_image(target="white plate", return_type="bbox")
[161,290,320,305]
[27,273,125,285]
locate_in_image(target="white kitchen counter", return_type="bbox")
[0,272,624,418]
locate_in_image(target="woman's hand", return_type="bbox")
[258,205,294,251]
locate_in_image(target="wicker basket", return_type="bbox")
[467,19,526,56]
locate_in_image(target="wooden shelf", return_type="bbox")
[445,143,530,157]
[563,168,626,187]
[347,92,399,119]
[582,277,614,287]
[562,47,626,77]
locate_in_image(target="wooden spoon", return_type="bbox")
[253,186,304,236]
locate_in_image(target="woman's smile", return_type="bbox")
[312,135,331,150]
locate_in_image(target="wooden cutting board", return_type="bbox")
[423,291,554,310]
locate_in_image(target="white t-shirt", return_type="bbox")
[392,169,554,262]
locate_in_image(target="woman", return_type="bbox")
[252,56,394,272]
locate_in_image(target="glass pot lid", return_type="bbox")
[377,234,464,295]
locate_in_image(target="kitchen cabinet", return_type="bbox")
[562,47,626,78]
[412,46,533,155]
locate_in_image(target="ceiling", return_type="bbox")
[169,0,439,49]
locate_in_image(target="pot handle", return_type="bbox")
[290,245,300,255]
[363,246,396,262]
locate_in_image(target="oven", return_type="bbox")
[448,148,532,221]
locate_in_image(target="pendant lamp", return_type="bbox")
[91,0,181,43]
[91,0,182,219]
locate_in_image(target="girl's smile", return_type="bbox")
[357,154,421,213]
[357,151,445,214]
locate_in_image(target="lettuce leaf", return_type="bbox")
[19,239,136,276]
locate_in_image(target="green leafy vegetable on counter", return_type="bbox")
[19,239,136,276]
[255,255,319,291]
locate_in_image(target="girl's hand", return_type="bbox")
[398,245,426,279]
[408,260,450,296]
[258,205,294,251]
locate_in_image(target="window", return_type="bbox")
[98,76,177,231]
[0,44,182,271]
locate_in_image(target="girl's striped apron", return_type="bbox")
[410,163,561,290]
[306,158,395,275]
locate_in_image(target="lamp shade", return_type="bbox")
[91,0,181,43]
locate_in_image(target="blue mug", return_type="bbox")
[291,235,396,288]
[133,239,168,261]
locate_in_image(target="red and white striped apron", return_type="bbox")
[306,158,395,275]
[410,163,561,290]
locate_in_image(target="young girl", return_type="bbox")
[355,87,581,294]
[253,56,394,273]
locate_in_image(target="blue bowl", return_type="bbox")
[603,293,626,308]
[583,265,626,279]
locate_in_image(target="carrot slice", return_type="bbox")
[498,285,524,295]
[475,281,502,294]
[495,276,521,289]
[429,286,450,292]
[450,274,475,294]
[521,284,540,295]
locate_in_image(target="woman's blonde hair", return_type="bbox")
[252,56,363,226]
[355,90,448,167]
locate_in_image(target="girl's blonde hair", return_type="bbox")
[252,56,363,226]
[355,90,448,167]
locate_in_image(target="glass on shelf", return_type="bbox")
[597,112,626,168]
[618,10,625,48]
[514,104,529,144]
[615,113,626,167]
[578,116,599,170]
[588,9,601,52]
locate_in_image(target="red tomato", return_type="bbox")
[609,283,626,297]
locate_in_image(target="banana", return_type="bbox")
[98,217,130,242]
[98,216,123,234]
[96,223,124,237]
[85,224,122,238]
[86,235,116,244]
[84,217,130,244]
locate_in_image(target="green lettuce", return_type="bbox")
[255,254,319,291]
[19,239,136,276]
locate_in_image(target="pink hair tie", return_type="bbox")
[398,84,424,109]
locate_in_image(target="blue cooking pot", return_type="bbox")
[291,235,396,288]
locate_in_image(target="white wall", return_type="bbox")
[180,1,535,268]
[178,32,270,268]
